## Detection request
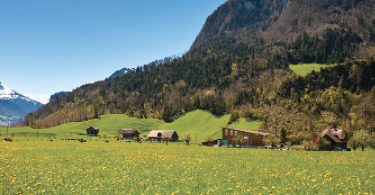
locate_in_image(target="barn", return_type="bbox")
[222,128,270,147]
[147,130,179,142]
[86,127,99,136]
[122,129,140,140]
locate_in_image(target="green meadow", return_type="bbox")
[0,141,374,194]
[0,110,262,143]
[289,63,336,77]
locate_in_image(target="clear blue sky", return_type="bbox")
[0,0,225,103]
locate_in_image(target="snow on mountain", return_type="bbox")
[109,67,135,78]
[0,82,18,99]
[0,82,41,104]
[0,82,43,126]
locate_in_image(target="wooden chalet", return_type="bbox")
[86,127,99,136]
[122,129,140,140]
[147,130,179,142]
[315,128,348,151]
[222,128,270,147]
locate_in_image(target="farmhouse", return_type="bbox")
[122,129,140,140]
[222,128,270,147]
[315,128,348,151]
[86,127,99,136]
[147,130,179,142]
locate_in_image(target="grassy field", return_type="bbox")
[0,141,374,194]
[0,110,262,143]
[289,63,336,77]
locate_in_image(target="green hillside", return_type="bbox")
[0,115,162,138]
[160,110,262,142]
[0,110,262,143]
[160,110,230,142]
[289,63,335,77]
[229,118,262,130]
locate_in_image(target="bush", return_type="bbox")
[263,135,279,148]
[348,138,358,151]
[302,140,318,151]
[288,131,313,145]
[317,137,331,150]
[245,108,262,120]
[229,111,240,124]
[183,134,192,145]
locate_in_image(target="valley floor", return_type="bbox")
[0,110,262,143]
[0,141,374,194]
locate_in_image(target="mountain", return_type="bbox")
[0,82,43,126]
[192,0,375,64]
[49,91,70,103]
[110,67,135,79]
[28,0,375,132]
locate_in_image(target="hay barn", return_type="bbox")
[122,129,140,140]
[315,128,348,151]
[86,127,99,136]
[147,130,179,142]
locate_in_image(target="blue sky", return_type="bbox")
[0,0,225,103]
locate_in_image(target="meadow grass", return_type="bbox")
[0,141,374,194]
[289,63,336,77]
[160,110,231,142]
[0,110,262,143]
[229,118,262,130]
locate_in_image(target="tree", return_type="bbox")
[206,136,213,142]
[229,111,240,124]
[175,80,188,112]
[263,135,278,149]
[280,128,287,144]
[162,105,174,123]
[183,134,192,145]
[348,137,358,151]
[349,130,372,151]
[370,132,375,149]
[320,111,338,128]
[288,130,314,145]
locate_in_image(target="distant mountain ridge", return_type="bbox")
[110,67,135,78]
[0,82,43,126]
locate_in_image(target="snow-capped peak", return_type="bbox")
[0,82,44,126]
[110,67,135,78]
[0,82,43,105]
[0,82,19,99]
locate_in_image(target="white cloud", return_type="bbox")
[25,94,50,104]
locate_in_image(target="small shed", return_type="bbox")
[147,130,179,142]
[87,127,99,136]
[315,128,348,151]
[222,128,270,147]
[122,129,140,140]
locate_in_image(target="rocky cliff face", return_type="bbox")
[192,0,288,49]
[193,0,375,57]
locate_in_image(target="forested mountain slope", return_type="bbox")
[28,0,375,136]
